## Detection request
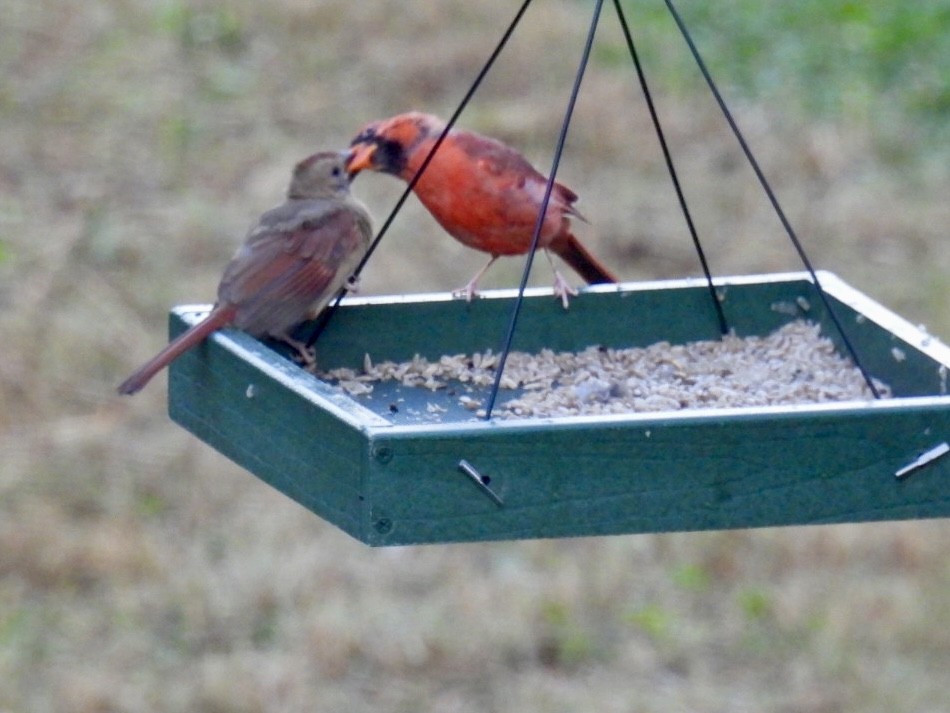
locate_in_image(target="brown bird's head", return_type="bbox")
[345,112,445,180]
[288,151,352,200]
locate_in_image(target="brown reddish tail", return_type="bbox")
[550,232,618,285]
[117,305,236,395]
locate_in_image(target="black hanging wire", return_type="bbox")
[482,0,606,420]
[662,0,881,398]
[305,0,535,348]
[612,0,728,337]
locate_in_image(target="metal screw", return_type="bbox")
[372,445,394,463]
[374,518,393,534]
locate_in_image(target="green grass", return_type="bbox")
[607,1,950,130]
[1,1,948,711]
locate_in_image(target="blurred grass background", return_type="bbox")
[1,0,948,711]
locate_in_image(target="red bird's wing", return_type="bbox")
[219,201,370,336]
[453,130,582,218]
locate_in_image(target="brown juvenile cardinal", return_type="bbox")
[345,111,617,307]
[117,151,373,395]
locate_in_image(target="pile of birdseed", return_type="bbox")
[320,320,889,418]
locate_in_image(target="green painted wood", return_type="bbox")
[166,273,950,545]
[167,319,376,542]
[308,278,791,369]
[361,403,950,545]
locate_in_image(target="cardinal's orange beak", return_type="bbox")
[346,143,378,178]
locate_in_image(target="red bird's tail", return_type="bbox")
[117,305,236,395]
[550,232,618,285]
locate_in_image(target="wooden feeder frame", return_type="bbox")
[167,271,950,546]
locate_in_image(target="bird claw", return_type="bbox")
[451,282,479,302]
[280,335,318,370]
[452,256,495,303]
[344,274,361,294]
[552,271,578,310]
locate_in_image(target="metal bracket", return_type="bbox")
[458,459,505,507]
[895,442,950,480]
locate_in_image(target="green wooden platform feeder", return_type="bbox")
[161,1,949,544]
[167,271,950,546]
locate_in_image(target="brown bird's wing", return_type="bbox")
[219,200,371,336]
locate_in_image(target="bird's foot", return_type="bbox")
[451,281,479,303]
[552,271,578,310]
[280,335,318,370]
[452,257,495,303]
[344,274,361,294]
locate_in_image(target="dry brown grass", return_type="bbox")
[2,1,948,711]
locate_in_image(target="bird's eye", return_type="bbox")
[331,165,342,177]
[351,129,375,146]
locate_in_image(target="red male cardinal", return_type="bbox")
[117,151,372,395]
[345,111,617,308]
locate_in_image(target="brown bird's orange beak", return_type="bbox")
[345,143,378,178]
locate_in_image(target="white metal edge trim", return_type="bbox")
[376,392,950,437]
[815,270,950,365]
[170,305,391,430]
[334,271,818,308]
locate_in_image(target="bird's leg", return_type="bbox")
[453,255,498,302]
[544,250,578,310]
